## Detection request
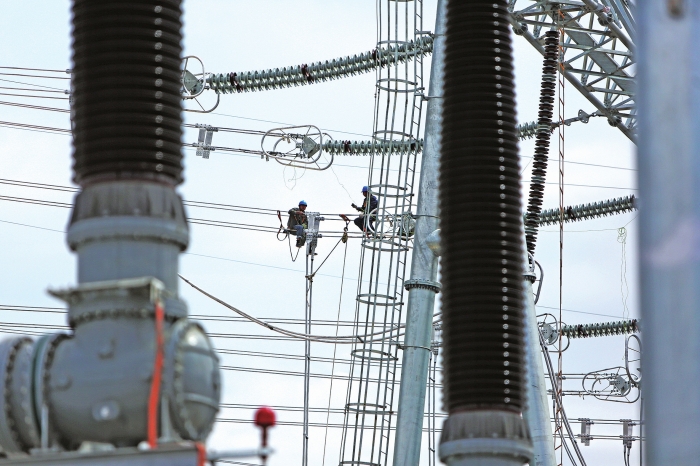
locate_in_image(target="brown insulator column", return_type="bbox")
[438,1,532,465]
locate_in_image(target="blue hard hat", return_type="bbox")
[361,186,369,193]
[299,200,307,206]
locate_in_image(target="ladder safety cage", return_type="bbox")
[339,0,426,465]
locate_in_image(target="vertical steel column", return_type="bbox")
[522,269,556,466]
[392,0,446,464]
[302,213,320,466]
[302,252,311,466]
[638,1,700,464]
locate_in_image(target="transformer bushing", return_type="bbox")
[438,1,532,465]
[0,0,220,458]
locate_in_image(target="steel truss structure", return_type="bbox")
[508,0,636,141]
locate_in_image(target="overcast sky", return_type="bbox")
[0,1,639,465]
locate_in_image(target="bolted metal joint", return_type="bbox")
[404,278,442,293]
[439,411,533,465]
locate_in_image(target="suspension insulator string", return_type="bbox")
[524,30,560,255]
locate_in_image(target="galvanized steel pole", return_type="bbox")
[392,1,445,464]
[522,272,556,466]
[638,1,700,464]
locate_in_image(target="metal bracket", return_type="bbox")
[622,419,635,448]
[579,418,593,446]
[304,213,324,256]
[49,277,166,305]
[194,124,218,159]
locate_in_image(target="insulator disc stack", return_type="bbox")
[439,1,526,413]
[71,0,184,186]
[524,30,559,254]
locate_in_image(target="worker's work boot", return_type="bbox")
[296,236,304,248]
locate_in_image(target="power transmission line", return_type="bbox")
[0,72,70,80]
[0,77,67,90]
[0,66,69,73]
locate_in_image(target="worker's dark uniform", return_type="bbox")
[354,194,378,232]
[288,208,308,241]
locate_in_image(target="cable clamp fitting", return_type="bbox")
[404,279,441,293]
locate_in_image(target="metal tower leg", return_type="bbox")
[392,0,446,464]
[638,1,700,463]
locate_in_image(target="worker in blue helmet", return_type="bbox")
[288,200,308,247]
[351,186,378,236]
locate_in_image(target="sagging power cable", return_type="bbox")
[178,274,405,344]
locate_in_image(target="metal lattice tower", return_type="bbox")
[338,1,426,465]
[509,0,636,141]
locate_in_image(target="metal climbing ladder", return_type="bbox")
[339,0,426,465]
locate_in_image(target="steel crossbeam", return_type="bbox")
[508,0,636,142]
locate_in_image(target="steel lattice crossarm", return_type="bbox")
[204,36,434,94]
[538,194,637,226]
[561,319,639,338]
[322,139,423,155]
[508,0,636,141]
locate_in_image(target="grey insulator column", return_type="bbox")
[522,262,555,466]
[0,0,220,454]
[392,0,446,465]
[438,1,532,465]
[638,1,699,464]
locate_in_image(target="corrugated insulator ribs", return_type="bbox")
[516,121,538,140]
[538,195,637,226]
[561,319,639,339]
[207,36,434,94]
[524,30,560,254]
[71,0,184,186]
[322,139,422,156]
[439,1,526,414]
